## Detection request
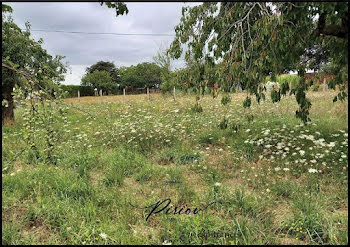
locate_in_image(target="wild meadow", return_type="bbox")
[2,91,348,245]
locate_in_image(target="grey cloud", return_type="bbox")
[5,2,199,84]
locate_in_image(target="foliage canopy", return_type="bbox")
[81,70,114,93]
[119,62,163,89]
[2,4,67,124]
[86,60,120,85]
[167,2,348,122]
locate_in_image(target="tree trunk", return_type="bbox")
[2,82,15,125]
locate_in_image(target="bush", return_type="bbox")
[277,74,302,88]
[160,82,172,94]
[266,74,302,89]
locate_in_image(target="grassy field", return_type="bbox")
[2,91,348,245]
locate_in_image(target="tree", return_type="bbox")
[86,60,120,86]
[153,43,172,86]
[119,65,142,89]
[119,62,163,89]
[159,68,190,94]
[81,70,114,93]
[100,1,128,17]
[167,2,348,122]
[2,4,67,125]
[136,62,163,88]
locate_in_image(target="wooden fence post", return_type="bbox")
[323,77,326,92]
[123,88,126,103]
[173,86,176,101]
[100,89,103,103]
[78,90,80,103]
[147,87,150,101]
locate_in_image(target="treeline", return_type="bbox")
[67,60,333,99]
[78,61,165,96]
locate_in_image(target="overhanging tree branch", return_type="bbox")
[316,12,348,38]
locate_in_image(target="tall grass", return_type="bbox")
[2,91,347,244]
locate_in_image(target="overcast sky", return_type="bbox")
[5,2,200,85]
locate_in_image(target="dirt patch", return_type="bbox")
[89,170,104,185]
[22,223,57,244]
[3,204,28,224]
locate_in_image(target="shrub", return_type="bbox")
[266,74,302,89]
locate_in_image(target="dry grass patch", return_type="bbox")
[272,202,294,226]
[129,222,161,243]
[222,177,244,191]
[22,222,57,244]
[181,166,208,195]
[120,177,144,194]
[89,170,104,186]
[204,152,235,171]
[278,237,306,245]
[2,205,28,229]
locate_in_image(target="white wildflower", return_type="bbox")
[162,240,172,245]
[308,168,318,173]
[99,233,108,240]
